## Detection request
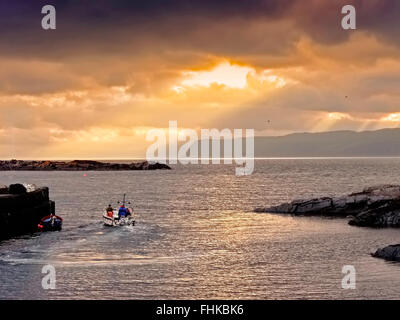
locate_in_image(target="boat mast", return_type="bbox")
[123,193,126,206]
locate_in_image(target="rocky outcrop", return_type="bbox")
[0,159,171,171]
[0,184,55,240]
[254,185,400,228]
[372,245,400,262]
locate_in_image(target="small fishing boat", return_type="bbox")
[103,194,135,227]
[38,214,63,231]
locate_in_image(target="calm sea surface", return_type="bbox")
[1,158,400,299]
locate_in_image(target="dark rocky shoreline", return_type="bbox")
[255,185,400,228]
[372,245,400,262]
[0,159,171,171]
[255,185,400,262]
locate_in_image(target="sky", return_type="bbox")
[0,0,399,159]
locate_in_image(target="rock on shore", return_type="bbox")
[0,159,171,171]
[254,185,400,228]
[372,245,400,262]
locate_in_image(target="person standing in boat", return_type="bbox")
[118,204,127,218]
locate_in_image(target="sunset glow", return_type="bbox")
[0,1,399,159]
[181,63,253,89]
[382,113,400,122]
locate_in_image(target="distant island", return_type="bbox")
[0,160,171,171]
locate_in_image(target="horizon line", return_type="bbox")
[3,156,400,161]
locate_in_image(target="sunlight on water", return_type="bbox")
[1,159,400,299]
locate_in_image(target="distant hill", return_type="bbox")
[188,128,400,158]
[252,128,400,157]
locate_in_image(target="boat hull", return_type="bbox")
[38,215,63,232]
[103,214,135,227]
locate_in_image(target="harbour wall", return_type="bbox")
[0,185,55,240]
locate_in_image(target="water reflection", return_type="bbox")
[1,159,400,299]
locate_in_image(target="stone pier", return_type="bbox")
[0,184,55,240]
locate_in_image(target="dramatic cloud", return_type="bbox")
[0,0,399,158]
